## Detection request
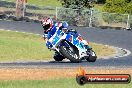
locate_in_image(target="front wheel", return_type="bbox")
[86,50,97,62]
[59,42,81,63]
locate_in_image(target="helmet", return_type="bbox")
[41,18,53,31]
[62,21,69,29]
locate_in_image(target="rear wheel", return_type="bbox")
[59,41,81,63]
[53,52,65,61]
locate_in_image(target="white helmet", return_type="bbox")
[41,18,53,31]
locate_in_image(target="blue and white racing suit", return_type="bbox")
[43,21,89,49]
[43,22,66,49]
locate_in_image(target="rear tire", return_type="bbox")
[86,50,97,62]
[59,43,81,63]
[86,56,97,62]
[53,52,65,61]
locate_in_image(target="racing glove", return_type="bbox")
[46,41,53,49]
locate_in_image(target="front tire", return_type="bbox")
[59,42,81,63]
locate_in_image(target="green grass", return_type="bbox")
[0,30,115,62]
[0,30,53,62]
[3,0,62,7]
[1,0,61,15]
[26,9,56,15]
[0,78,131,88]
[93,4,104,11]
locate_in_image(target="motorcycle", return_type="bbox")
[48,27,97,63]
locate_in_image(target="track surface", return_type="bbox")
[0,20,132,68]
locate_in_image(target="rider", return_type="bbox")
[41,18,90,50]
[41,18,69,49]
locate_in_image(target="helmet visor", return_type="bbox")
[43,24,50,30]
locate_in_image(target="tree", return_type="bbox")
[126,1,132,14]
[102,0,132,27]
[103,0,132,14]
[58,0,92,9]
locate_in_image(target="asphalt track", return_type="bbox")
[0,20,132,68]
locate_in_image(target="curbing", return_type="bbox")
[99,45,131,59]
